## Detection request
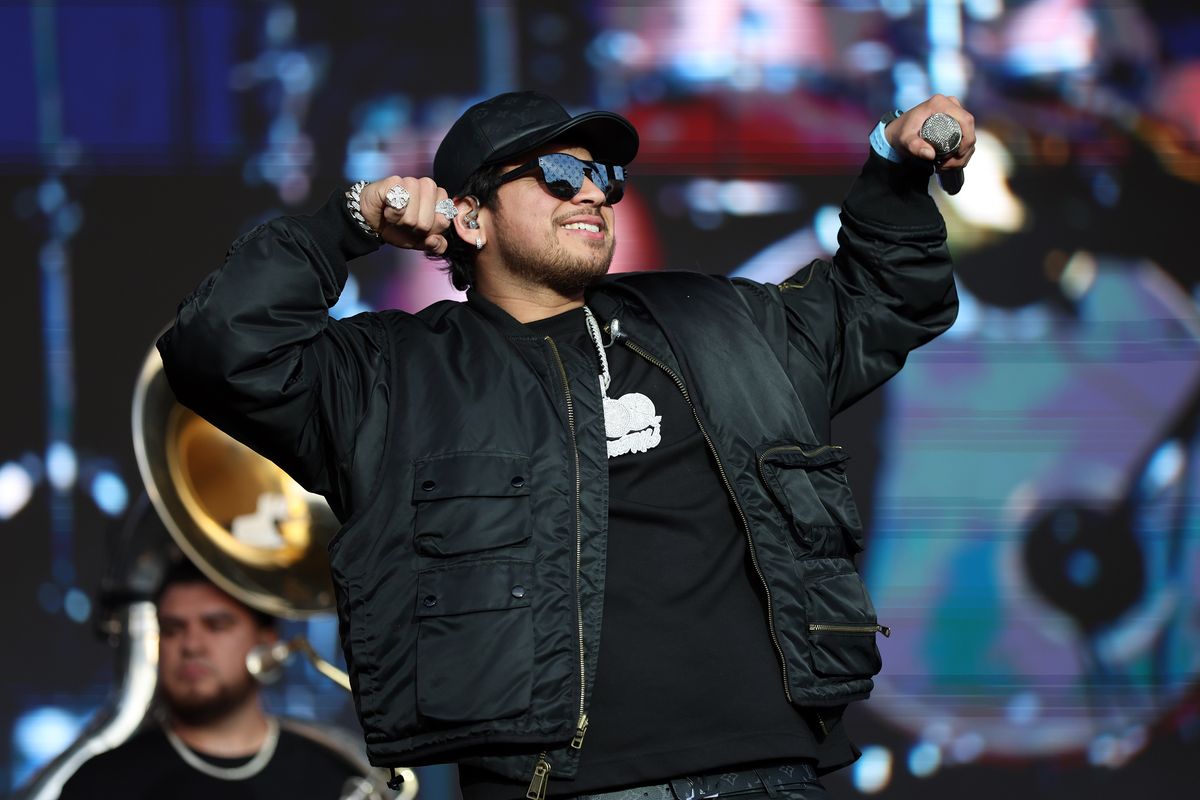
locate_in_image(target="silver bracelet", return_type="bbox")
[345,180,380,239]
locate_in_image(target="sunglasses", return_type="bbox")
[496,153,627,205]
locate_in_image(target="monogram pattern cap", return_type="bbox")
[433,91,639,196]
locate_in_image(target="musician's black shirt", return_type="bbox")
[57,724,360,800]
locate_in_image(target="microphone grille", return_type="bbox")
[919,112,963,157]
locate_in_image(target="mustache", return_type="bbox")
[173,658,217,674]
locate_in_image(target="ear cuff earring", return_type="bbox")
[466,219,479,229]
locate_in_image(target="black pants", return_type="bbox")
[570,762,830,800]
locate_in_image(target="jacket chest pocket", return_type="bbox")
[758,443,863,556]
[412,452,532,557]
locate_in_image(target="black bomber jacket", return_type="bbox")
[159,151,957,789]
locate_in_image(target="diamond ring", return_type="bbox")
[385,184,411,211]
[435,199,459,220]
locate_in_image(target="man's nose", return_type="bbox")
[573,174,607,205]
[178,627,207,654]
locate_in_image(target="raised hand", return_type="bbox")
[358,176,458,255]
[884,94,976,174]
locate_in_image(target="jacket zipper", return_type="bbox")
[618,336,794,703]
[527,753,551,800]
[527,337,588,800]
[758,443,842,467]
[809,622,891,637]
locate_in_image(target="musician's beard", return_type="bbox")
[162,671,258,726]
[491,211,616,297]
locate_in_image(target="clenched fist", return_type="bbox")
[884,94,976,174]
[357,176,457,255]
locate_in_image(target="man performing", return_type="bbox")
[159,90,972,799]
[57,563,364,799]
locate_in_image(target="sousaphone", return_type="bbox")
[132,346,339,619]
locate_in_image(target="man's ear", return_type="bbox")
[452,195,485,244]
[257,626,279,647]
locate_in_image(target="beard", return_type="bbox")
[493,213,616,297]
[161,670,258,726]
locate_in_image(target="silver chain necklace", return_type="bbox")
[163,716,280,781]
[582,306,612,393]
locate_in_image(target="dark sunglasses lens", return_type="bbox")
[538,155,586,200]
[535,154,626,204]
[604,167,625,205]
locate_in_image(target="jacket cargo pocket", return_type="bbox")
[758,443,863,555]
[412,452,532,556]
[803,564,886,679]
[782,557,888,705]
[415,558,533,722]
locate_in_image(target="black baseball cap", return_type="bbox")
[433,91,639,197]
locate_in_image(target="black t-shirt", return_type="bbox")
[57,724,362,800]
[460,308,857,800]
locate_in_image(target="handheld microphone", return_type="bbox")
[920,112,965,195]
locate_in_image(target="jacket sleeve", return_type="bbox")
[156,189,387,516]
[737,151,958,417]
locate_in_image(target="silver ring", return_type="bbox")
[435,199,459,219]
[385,184,411,211]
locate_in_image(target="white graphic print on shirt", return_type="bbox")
[604,392,662,458]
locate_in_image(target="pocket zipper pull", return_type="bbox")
[526,754,551,800]
[808,622,892,637]
[570,712,589,749]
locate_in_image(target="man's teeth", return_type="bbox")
[563,222,600,233]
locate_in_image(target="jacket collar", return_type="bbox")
[463,277,679,374]
[586,275,681,374]
[464,288,543,338]
[583,278,625,325]
[464,281,631,339]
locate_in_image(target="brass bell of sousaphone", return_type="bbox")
[132,344,340,619]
